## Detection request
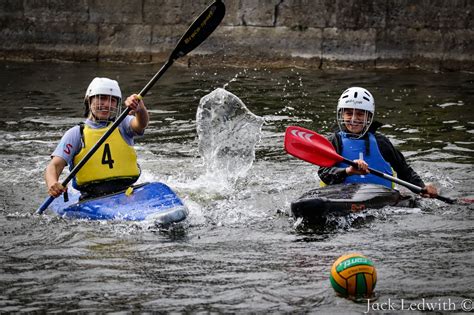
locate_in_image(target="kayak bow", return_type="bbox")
[49,182,188,225]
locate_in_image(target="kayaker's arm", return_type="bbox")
[317,133,350,185]
[45,156,67,198]
[376,134,438,198]
[375,134,425,187]
[318,167,349,185]
[126,94,149,134]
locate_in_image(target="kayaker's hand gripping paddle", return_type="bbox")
[36,0,226,214]
[284,125,458,204]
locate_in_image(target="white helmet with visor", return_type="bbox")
[336,87,375,138]
[84,77,122,122]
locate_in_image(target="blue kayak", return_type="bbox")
[49,182,188,225]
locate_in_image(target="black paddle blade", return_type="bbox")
[171,0,225,60]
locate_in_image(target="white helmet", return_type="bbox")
[83,77,122,121]
[85,77,122,101]
[336,87,375,138]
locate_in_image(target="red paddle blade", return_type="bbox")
[284,126,344,167]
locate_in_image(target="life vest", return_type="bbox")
[336,132,394,188]
[73,123,140,188]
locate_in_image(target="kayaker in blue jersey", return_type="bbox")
[45,77,150,199]
[318,87,438,198]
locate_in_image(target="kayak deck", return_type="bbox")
[49,182,188,225]
[291,183,416,224]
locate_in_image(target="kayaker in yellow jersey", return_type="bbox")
[45,77,149,199]
[318,87,438,198]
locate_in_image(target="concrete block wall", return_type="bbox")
[0,0,472,70]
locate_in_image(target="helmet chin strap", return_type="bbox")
[341,127,366,139]
[89,112,116,123]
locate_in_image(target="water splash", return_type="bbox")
[196,88,264,190]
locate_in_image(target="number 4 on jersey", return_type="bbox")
[102,143,114,169]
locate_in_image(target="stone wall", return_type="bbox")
[0,0,472,70]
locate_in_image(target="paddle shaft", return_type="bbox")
[36,0,225,214]
[341,157,455,204]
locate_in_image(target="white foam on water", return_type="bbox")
[443,143,474,152]
[437,101,464,108]
[21,116,84,126]
[147,109,178,114]
[383,206,422,215]
[137,88,268,226]
[196,88,264,187]
[168,88,265,225]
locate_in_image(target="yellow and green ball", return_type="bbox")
[330,253,377,299]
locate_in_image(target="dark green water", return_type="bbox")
[0,61,473,312]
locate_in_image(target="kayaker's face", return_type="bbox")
[342,108,369,134]
[89,95,118,121]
